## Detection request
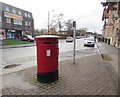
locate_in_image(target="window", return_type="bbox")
[25,21,28,25]
[5,7,9,12]
[6,18,11,23]
[6,18,11,26]
[25,13,27,17]
[25,21,31,28]
[18,11,22,15]
[28,13,31,18]
[12,9,16,14]
[25,21,28,27]
[0,16,2,27]
[14,19,22,27]
[112,7,117,10]
[28,22,31,28]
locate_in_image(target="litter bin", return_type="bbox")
[108,38,110,44]
[103,37,105,42]
[35,35,59,83]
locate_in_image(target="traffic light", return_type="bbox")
[73,21,76,27]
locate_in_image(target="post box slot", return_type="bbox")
[56,41,58,44]
[43,42,52,44]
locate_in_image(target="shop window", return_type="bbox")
[7,32,15,39]
[7,32,11,39]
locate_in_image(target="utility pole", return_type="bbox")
[73,21,76,64]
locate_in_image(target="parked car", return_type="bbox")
[19,35,34,42]
[66,37,74,42]
[84,37,95,47]
[81,36,86,38]
[26,35,34,42]
[19,35,27,41]
[76,36,80,39]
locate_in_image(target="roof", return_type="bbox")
[35,35,60,39]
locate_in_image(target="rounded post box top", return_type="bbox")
[35,35,60,39]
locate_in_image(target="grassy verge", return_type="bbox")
[3,40,35,45]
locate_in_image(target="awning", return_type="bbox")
[0,29,6,32]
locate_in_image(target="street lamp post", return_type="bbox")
[48,11,50,34]
[48,10,54,34]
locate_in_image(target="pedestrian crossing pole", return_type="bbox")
[73,21,76,64]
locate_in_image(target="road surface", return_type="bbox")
[2,38,99,73]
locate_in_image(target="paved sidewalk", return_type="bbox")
[1,41,119,96]
[97,42,119,74]
[2,54,118,95]
[97,42,119,95]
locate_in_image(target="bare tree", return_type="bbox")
[49,13,64,33]
[64,19,73,36]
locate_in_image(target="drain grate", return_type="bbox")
[3,64,21,69]
[101,54,112,61]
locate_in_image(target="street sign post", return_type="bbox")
[73,21,76,64]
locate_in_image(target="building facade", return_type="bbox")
[0,2,34,39]
[102,1,120,47]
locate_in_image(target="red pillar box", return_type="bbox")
[35,35,59,83]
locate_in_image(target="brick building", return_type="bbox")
[0,2,34,39]
[101,1,120,47]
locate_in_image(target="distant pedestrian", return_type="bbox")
[94,35,97,42]
[98,37,100,42]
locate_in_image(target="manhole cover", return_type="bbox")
[3,64,21,69]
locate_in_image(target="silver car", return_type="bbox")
[84,38,95,47]
[66,37,74,42]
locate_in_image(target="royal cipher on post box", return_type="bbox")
[35,35,59,83]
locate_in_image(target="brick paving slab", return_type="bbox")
[2,54,118,95]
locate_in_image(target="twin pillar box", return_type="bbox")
[35,35,59,83]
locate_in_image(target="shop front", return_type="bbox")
[6,29,15,39]
[0,29,6,39]
[6,29,22,39]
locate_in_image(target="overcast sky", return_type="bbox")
[1,0,105,34]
